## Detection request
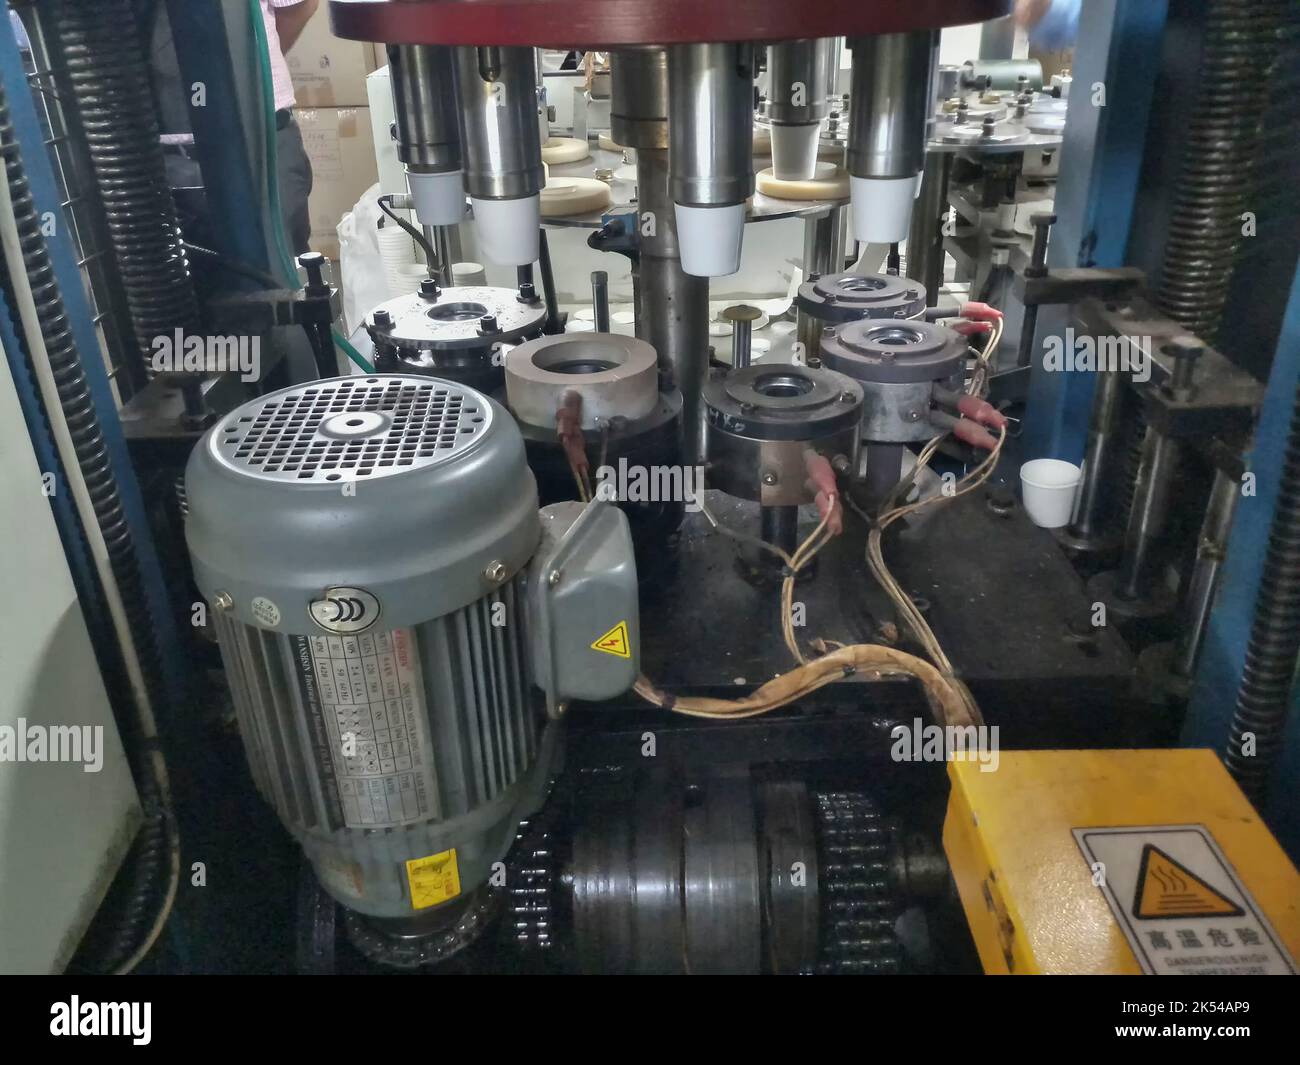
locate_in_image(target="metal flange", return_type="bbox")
[796,271,927,326]
[820,318,965,385]
[330,0,1014,49]
[367,284,547,389]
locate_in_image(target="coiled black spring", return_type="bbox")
[52,0,201,377]
[1225,380,1300,804]
[1153,0,1286,342]
[0,79,171,971]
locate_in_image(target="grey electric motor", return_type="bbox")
[186,374,638,937]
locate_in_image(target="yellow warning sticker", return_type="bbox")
[1073,824,1297,974]
[405,848,461,910]
[1134,844,1243,920]
[591,620,631,658]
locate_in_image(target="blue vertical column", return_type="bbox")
[0,19,189,708]
[1183,268,1300,859]
[1021,0,1169,461]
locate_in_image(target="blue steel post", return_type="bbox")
[166,0,276,288]
[1021,0,1169,461]
[0,19,189,710]
[1183,268,1300,860]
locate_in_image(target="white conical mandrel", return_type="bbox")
[471,194,541,266]
[675,202,745,277]
[850,176,916,245]
[408,169,466,227]
[770,123,823,182]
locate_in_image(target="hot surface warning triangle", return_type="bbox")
[591,621,631,658]
[1132,844,1244,920]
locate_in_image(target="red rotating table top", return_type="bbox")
[329,0,1013,49]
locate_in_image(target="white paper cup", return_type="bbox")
[1019,459,1082,528]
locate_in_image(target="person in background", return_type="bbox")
[1014,0,1081,50]
[261,0,319,255]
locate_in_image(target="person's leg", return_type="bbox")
[276,114,314,256]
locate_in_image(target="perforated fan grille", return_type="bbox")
[215,378,490,483]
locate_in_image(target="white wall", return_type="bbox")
[0,341,140,973]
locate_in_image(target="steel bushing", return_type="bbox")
[505,333,660,430]
[821,318,966,443]
[703,364,862,505]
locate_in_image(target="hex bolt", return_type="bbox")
[298,251,327,288]
[1166,335,1204,397]
[213,591,234,612]
[517,280,538,303]
[479,314,500,334]
[484,560,509,584]
[547,569,563,587]
[987,483,1015,515]
[761,470,779,486]
[373,308,393,329]
[419,277,440,300]
[1026,213,1056,278]
[1068,607,1097,639]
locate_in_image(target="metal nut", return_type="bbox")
[484,560,509,585]
[213,591,234,612]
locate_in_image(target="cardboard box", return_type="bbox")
[284,2,382,108]
[298,106,378,260]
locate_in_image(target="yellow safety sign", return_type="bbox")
[406,848,461,909]
[591,621,631,658]
[1133,843,1243,920]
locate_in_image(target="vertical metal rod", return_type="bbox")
[636,148,709,461]
[732,318,752,369]
[1067,368,1125,542]
[802,204,846,279]
[537,229,561,333]
[1017,213,1055,368]
[433,227,455,286]
[761,505,800,557]
[1172,468,1240,677]
[421,224,444,281]
[863,443,906,507]
[591,270,610,331]
[1116,428,1181,600]
[906,152,952,305]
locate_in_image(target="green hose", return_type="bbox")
[248,0,301,285]
[333,329,376,374]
